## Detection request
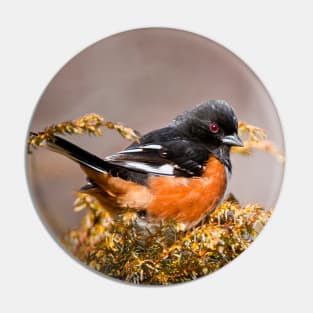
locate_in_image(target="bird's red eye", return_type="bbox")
[209,122,219,133]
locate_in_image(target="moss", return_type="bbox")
[64,193,271,285]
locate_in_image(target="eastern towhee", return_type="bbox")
[47,100,243,229]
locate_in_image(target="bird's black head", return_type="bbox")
[170,100,243,149]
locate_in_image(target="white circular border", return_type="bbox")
[1,2,312,313]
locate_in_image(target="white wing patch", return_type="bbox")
[141,144,162,149]
[117,144,162,154]
[105,144,175,175]
[121,161,174,175]
[118,148,143,154]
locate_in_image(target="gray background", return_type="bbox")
[27,28,285,237]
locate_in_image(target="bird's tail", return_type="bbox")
[44,135,111,173]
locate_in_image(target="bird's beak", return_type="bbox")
[222,133,243,147]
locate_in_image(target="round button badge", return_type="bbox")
[26,28,285,285]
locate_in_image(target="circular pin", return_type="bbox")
[26,28,285,285]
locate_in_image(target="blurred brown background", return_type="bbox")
[26,28,285,237]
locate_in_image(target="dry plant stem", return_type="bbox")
[231,121,284,163]
[27,113,139,153]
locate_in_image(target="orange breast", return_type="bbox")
[80,156,226,227]
[146,156,227,226]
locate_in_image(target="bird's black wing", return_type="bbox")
[104,127,211,184]
[45,127,211,186]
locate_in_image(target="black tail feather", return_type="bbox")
[47,135,111,173]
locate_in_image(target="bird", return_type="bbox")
[46,100,243,230]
